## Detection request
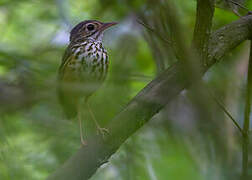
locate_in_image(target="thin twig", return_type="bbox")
[137,19,171,45]
[229,0,250,12]
[209,91,243,133]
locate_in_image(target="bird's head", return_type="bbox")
[70,20,117,43]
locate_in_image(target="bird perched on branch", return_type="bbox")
[58,20,117,145]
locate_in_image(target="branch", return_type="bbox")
[229,0,250,12]
[47,15,252,180]
[241,39,252,180]
[193,0,215,64]
[206,15,252,69]
[209,91,243,133]
[137,19,171,45]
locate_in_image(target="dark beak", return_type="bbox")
[100,22,118,31]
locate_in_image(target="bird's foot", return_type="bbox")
[81,139,87,146]
[96,127,109,138]
[81,136,87,147]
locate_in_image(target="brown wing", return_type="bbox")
[58,45,78,119]
[58,45,73,80]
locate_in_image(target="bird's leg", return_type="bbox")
[86,102,109,138]
[77,103,87,146]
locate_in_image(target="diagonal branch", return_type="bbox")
[137,19,171,45]
[47,15,252,180]
[209,91,243,133]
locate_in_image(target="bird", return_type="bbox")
[58,20,117,145]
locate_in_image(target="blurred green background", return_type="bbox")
[0,0,252,179]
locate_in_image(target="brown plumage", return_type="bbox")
[58,20,117,144]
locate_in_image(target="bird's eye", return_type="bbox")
[87,24,95,31]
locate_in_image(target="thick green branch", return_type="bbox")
[47,15,252,180]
